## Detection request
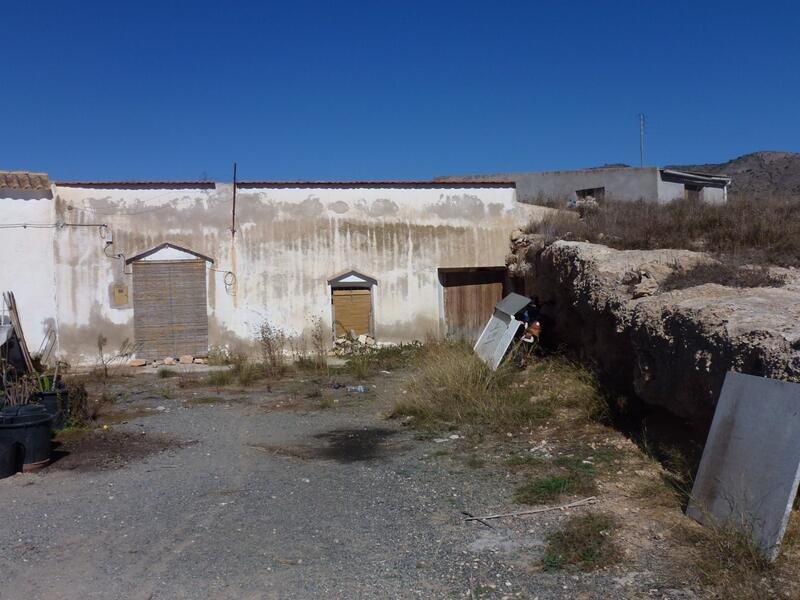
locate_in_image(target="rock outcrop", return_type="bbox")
[510,237,800,422]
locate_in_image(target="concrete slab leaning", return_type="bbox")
[686,371,800,561]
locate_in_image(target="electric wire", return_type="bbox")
[4,195,240,296]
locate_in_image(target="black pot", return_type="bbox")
[35,390,70,430]
[0,405,52,471]
[0,440,18,479]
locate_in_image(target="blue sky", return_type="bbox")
[3,0,799,181]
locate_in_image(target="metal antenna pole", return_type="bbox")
[639,113,645,167]
[231,162,237,237]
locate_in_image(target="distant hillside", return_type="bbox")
[670,151,800,197]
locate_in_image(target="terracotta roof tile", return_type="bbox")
[0,171,51,190]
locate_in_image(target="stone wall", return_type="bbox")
[509,235,800,422]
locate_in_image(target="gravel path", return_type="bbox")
[0,379,676,599]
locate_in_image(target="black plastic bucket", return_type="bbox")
[0,440,18,479]
[35,390,70,430]
[0,406,52,471]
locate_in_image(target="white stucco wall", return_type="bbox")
[0,189,58,353]
[656,177,728,204]
[1,182,544,361]
[656,178,687,203]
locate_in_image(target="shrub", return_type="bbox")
[391,342,540,431]
[206,370,234,388]
[65,379,91,426]
[206,345,232,366]
[291,318,328,373]
[674,519,789,598]
[526,196,800,267]
[310,317,328,371]
[661,261,785,291]
[235,362,262,386]
[256,319,287,378]
[157,367,179,378]
[522,355,609,423]
[543,513,620,571]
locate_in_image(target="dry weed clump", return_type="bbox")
[522,355,609,423]
[256,319,288,378]
[677,518,787,598]
[542,512,621,572]
[526,196,800,268]
[337,342,424,379]
[391,342,535,431]
[660,261,785,291]
[513,456,598,505]
[291,317,328,374]
[392,344,608,432]
[663,494,800,598]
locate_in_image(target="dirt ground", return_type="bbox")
[0,367,796,599]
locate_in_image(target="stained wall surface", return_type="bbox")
[2,182,542,361]
[0,187,58,349]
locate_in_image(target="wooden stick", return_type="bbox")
[461,511,495,530]
[4,292,35,375]
[463,497,598,521]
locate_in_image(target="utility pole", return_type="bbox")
[639,113,645,167]
[231,162,237,237]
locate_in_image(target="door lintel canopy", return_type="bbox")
[126,242,214,264]
[327,269,377,288]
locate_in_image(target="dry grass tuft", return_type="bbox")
[391,344,608,432]
[660,261,785,290]
[670,505,800,598]
[513,456,597,504]
[337,342,424,379]
[526,196,800,267]
[521,355,609,423]
[206,369,234,388]
[255,319,289,378]
[390,342,537,431]
[542,512,621,571]
[679,521,774,598]
[157,367,179,378]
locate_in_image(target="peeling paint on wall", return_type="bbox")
[1,183,548,362]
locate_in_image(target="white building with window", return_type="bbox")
[440,166,731,205]
[1,172,547,362]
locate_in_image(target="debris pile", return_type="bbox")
[332,334,376,355]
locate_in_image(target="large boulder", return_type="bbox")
[517,240,800,422]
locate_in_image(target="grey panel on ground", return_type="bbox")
[473,311,523,370]
[686,371,800,561]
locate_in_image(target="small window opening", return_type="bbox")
[575,187,605,202]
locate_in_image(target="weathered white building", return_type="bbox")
[440,166,732,205]
[1,171,544,362]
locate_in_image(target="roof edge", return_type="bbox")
[237,180,516,188]
[56,180,217,188]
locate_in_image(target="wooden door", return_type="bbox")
[441,268,505,339]
[132,259,209,360]
[332,288,372,337]
[444,283,503,339]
